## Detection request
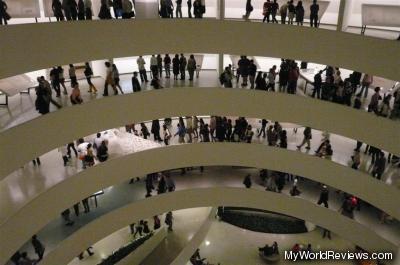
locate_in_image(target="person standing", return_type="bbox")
[187,0,192,18]
[52,0,65,21]
[187,54,197,81]
[69,64,77,86]
[295,1,304,26]
[358,73,373,98]
[297,126,312,150]
[69,0,78,20]
[164,54,171,78]
[84,62,97,93]
[193,0,203,18]
[165,211,173,231]
[113,0,123,18]
[266,65,277,91]
[137,56,148,82]
[31,235,45,261]
[372,152,386,180]
[151,119,162,141]
[317,185,329,208]
[131,71,141,92]
[172,54,180,80]
[179,54,187,80]
[248,60,257,89]
[279,1,288,24]
[150,54,158,78]
[310,0,319,28]
[77,0,85,20]
[278,59,289,92]
[287,0,295,24]
[84,0,93,19]
[166,174,176,192]
[312,70,323,99]
[157,54,163,78]
[163,124,171,145]
[62,0,72,20]
[368,87,381,114]
[153,215,161,229]
[287,62,299,94]
[57,66,68,94]
[176,0,182,18]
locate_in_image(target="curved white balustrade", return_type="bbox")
[0,20,399,81]
[39,188,397,265]
[1,143,399,265]
[0,88,399,179]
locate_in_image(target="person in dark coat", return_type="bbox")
[295,1,304,26]
[317,185,329,208]
[172,54,180,80]
[31,235,45,261]
[69,0,78,20]
[131,72,141,92]
[243,174,252,188]
[77,0,85,20]
[151,119,162,141]
[52,0,65,21]
[157,176,167,194]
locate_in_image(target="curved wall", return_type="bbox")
[1,143,399,264]
[40,188,397,265]
[1,88,399,179]
[0,20,399,81]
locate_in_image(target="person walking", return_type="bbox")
[243,0,253,20]
[262,0,271,23]
[84,62,97,93]
[137,56,148,82]
[31,235,45,261]
[50,67,61,97]
[297,127,312,150]
[310,0,319,28]
[271,0,279,23]
[257,119,268,137]
[103,61,118,96]
[317,185,329,208]
[112,64,124,94]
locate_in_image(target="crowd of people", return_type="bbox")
[159,0,206,18]
[245,0,320,27]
